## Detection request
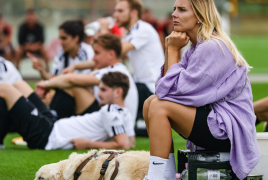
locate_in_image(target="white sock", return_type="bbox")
[148,156,168,180]
[164,153,177,180]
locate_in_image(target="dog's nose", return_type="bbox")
[38,177,44,180]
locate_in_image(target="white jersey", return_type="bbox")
[45,104,134,150]
[122,20,164,93]
[91,63,138,125]
[50,42,94,75]
[0,57,22,84]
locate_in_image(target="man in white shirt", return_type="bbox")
[35,34,138,125]
[0,56,22,84]
[98,0,164,121]
[0,72,135,150]
[28,21,95,119]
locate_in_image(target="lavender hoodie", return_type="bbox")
[155,40,260,179]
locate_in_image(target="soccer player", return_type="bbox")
[36,34,138,125]
[28,20,95,118]
[28,20,95,80]
[0,72,135,150]
[98,0,164,120]
[0,56,22,84]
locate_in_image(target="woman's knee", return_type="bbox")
[148,98,167,119]
[143,95,158,117]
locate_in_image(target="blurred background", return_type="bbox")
[0,0,267,77]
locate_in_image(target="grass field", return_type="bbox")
[0,36,268,179]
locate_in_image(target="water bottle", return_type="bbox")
[84,17,115,36]
[189,153,230,162]
[177,169,232,180]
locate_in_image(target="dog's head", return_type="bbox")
[34,160,67,180]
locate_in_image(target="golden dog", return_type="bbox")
[35,150,149,180]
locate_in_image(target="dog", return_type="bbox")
[35,149,150,180]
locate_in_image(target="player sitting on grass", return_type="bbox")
[0,72,135,150]
[35,34,138,126]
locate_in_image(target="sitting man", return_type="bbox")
[15,9,49,70]
[0,72,135,150]
[36,34,138,125]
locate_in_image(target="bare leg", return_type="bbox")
[0,83,23,110]
[144,95,175,153]
[71,87,96,115]
[148,97,196,159]
[143,95,158,134]
[58,87,95,115]
[254,97,268,113]
[13,80,34,98]
[254,97,268,122]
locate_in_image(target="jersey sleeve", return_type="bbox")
[0,60,22,84]
[129,28,149,50]
[124,111,135,137]
[100,105,127,138]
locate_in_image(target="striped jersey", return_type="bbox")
[45,104,134,150]
[50,42,94,75]
[0,56,22,84]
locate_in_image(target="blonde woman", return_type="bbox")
[143,0,259,180]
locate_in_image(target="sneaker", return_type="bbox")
[0,144,5,149]
[12,137,27,145]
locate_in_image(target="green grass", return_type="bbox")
[1,83,267,179]
[232,36,268,73]
[1,35,268,179]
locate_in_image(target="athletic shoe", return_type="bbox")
[0,144,5,149]
[12,137,27,145]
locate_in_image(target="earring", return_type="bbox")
[197,22,200,24]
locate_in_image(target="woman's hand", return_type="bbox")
[27,52,44,72]
[166,31,190,52]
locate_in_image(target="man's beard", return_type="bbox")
[118,14,131,29]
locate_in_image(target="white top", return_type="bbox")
[91,63,138,125]
[122,20,164,93]
[0,56,22,84]
[45,104,134,150]
[50,42,94,75]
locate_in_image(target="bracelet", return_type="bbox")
[45,80,49,84]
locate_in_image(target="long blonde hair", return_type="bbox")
[189,0,251,72]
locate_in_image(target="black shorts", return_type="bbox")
[188,105,231,152]
[49,89,76,119]
[80,99,100,115]
[9,93,57,149]
[136,83,153,119]
[50,89,100,118]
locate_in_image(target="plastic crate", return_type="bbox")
[177,149,240,180]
